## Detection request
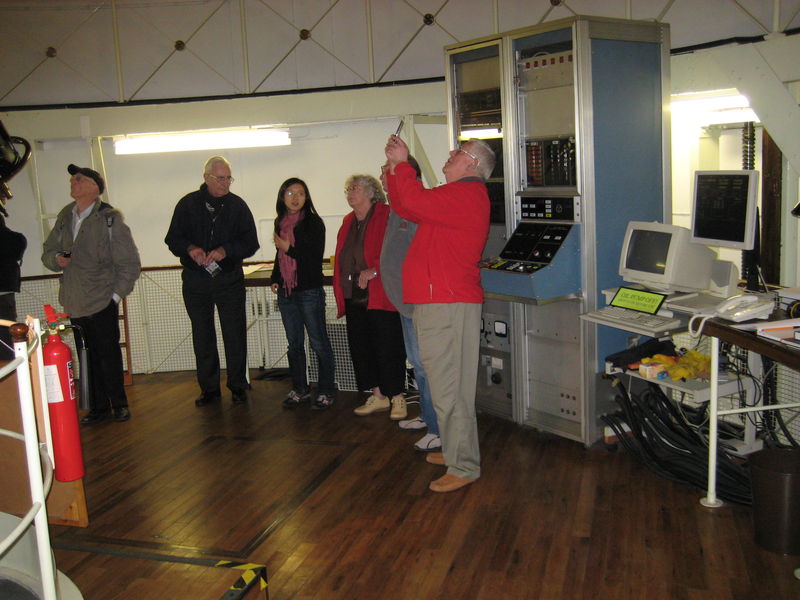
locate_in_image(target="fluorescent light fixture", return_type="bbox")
[671,90,758,126]
[459,128,502,140]
[113,127,290,155]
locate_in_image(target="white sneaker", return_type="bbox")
[414,433,442,452]
[354,395,390,416]
[390,395,407,420]
[398,416,426,430]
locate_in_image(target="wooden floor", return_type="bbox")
[50,370,798,600]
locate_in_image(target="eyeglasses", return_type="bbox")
[208,174,234,183]
[344,184,361,193]
[457,146,480,164]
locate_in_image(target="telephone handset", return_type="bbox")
[711,294,773,322]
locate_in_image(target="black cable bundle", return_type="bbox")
[760,356,799,447]
[602,378,752,504]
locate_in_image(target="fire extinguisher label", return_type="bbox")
[44,364,65,404]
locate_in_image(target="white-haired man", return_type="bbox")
[165,156,259,407]
[384,136,495,492]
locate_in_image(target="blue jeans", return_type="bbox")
[277,287,336,396]
[401,313,439,436]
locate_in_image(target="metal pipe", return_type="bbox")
[240,0,251,93]
[111,0,125,102]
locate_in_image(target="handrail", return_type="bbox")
[0,430,55,557]
[0,320,59,599]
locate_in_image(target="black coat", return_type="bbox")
[0,216,27,292]
[270,211,326,293]
[164,184,259,274]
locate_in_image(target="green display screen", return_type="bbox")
[611,287,666,314]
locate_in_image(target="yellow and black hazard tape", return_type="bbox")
[215,560,268,599]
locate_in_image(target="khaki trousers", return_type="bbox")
[413,302,481,479]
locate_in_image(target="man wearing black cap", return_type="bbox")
[165,156,258,406]
[42,164,141,423]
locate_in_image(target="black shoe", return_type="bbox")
[232,389,248,404]
[311,394,335,410]
[195,392,221,407]
[282,389,310,409]
[80,410,110,424]
[113,407,131,422]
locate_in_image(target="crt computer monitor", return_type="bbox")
[691,170,759,250]
[618,221,716,294]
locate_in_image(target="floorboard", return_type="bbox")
[41,370,800,599]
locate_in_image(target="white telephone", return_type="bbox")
[711,294,774,322]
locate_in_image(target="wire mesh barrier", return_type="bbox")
[16,270,360,391]
[603,331,800,504]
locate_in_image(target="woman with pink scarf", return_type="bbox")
[270,178,336,410]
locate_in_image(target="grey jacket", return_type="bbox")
[379,208,417,318]
[42,199,141,318]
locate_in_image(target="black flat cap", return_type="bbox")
[67,164,105,195]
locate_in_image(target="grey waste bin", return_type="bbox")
[749,448,800,555]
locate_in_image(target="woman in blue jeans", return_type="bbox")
[270,178,336,410]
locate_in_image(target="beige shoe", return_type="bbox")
[390,395,407,420]
[429,473,477,493]
[426,452,445,465]
[353,395,390,416]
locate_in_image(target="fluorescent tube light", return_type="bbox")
[113,128,290,155]
[459,128,501,140]
[671,90,758,126]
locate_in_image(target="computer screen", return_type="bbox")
[619,221,716,293]
[691,170,759,250]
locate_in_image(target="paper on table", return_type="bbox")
[733,317,800,334]
[243,263,272,275]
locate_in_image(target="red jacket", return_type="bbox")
[333,202,396,317]
[387,162,489,304]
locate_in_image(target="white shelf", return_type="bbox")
[621,369,746,404]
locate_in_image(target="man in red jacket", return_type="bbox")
[384,135,495,493]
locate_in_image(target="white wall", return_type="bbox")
[2,83,449,275]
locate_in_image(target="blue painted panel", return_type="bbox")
[590,38,665,366]
[481,224,581,300]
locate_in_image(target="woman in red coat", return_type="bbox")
[333,174,407,419]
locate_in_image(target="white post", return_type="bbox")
[14,329,59,599]
[701,335,724,507]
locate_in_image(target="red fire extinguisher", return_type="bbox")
[42,305,85,482]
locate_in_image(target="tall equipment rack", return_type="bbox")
[445,17,671,445]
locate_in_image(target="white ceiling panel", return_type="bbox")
[120,2,227,43]
[245,0,301,92]
[501,3,576,31]
[294,37,353,90]
[325,0,372,83]
[553,0,624,20]
[370,0,444,81]
[380,21,454,83]
[261,0,332,27]
[118,10,189,100]
[434,0,497,45]
[185,2,246,92]
[496,1,551,32]
[131,48,241,102]
[665,0,775,48]
[0,27,51,102]
[2,0,799,108]
[1,4,117,105]
[2,56,116,106]
[120,1,245,100]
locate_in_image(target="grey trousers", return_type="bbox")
[413,302,481,479]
